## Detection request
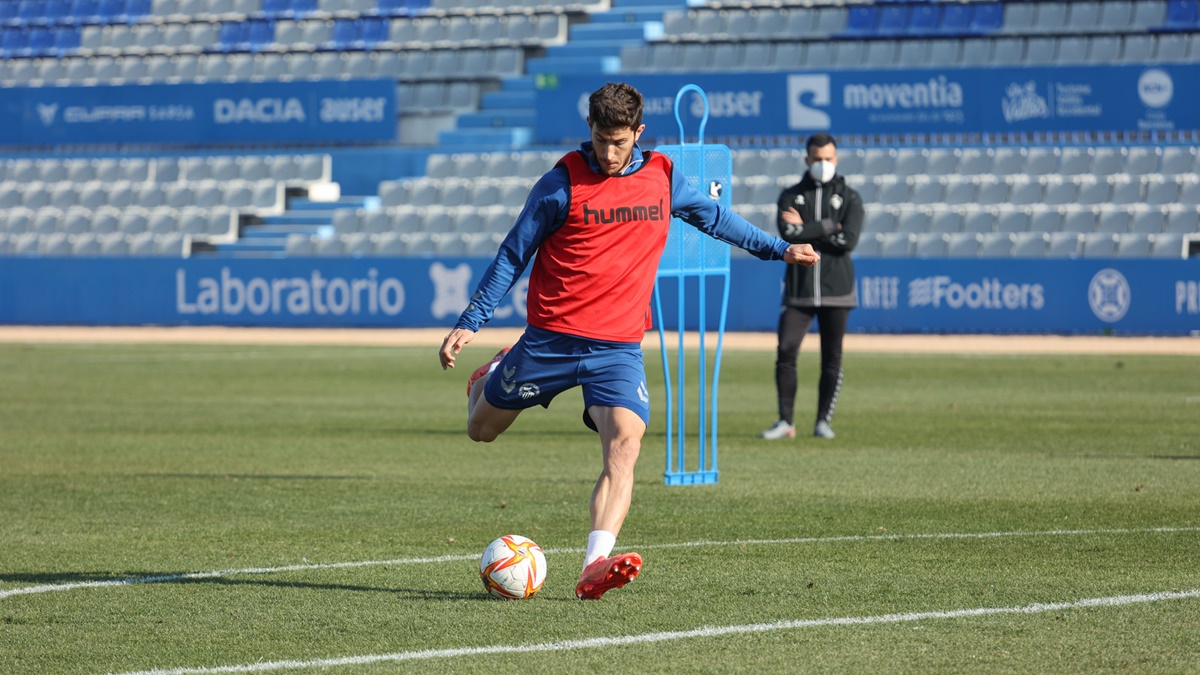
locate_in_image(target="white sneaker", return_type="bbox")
[813,420,835,439]
[760,420,796,440]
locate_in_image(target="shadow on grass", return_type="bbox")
[127,473,381,481]
[0,572,510,602]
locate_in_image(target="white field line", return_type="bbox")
[105,588,1200,675]
[4,526,1197,602]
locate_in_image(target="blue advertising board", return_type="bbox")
[0,257,1197,335]
[0,79,396,147]
[533,65,1200,143]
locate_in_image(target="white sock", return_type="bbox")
[583,530,616,570]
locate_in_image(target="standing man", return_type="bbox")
[761,133,864,441]
[439,83,820,600]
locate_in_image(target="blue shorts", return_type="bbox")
[483,325,650,432]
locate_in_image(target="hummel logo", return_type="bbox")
[637,381,649,403]
[503,366,516,379]
[500,379,515,394]
[37,103,58,126]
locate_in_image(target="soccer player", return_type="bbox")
[439,82,820,600]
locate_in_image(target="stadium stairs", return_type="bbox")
[437,0,679,150]
[200,193,375,258]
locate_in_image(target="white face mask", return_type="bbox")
[809,159,836,184]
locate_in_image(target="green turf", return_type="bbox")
[1,342,1198,674]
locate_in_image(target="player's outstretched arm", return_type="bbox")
[784,243,821,267]
[439,327,477,370]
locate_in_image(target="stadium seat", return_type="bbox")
[1108,229,1147,255]
[1055,147,1092,175]
[910,180,944,205]
[879,181,911,206]
[1150,232,1186,257]
[1022,147,1058,175]
[955,148,990,175]
[1133,1,1169,28]
[1160,0,1200,30]
[877,232,913,256]
[874,5,909,37]
[1088,35,1122,63]
[1130,210,1166,234]
[941,232,977,257]
[928,211,963,234]
[970,2,1004,34]
[1043,182,1077,206]
[1025,37,1056,64]
[1062,210,1097,233]
[357,210,392,235]
[1160,147,1197,175]
[840,5,878,38]
[1007,232,1044,257]
[1044,232,1081,257]
[970,231,1008,257]
[341,232,372,256]
[1082,232,1118,257]
[849,232,878,257]
[1028,210,1063,233]
[70,232,101,255]
[1165,208,1200,233]
[995,211,1031,233]
[913,232,947,257]
[1008,182,1043,207]
[1145,179,1181,206]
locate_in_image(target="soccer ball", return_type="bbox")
[478,534,547,600]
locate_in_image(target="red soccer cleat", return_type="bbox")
[466,347,511,397]
[575,552,643,600]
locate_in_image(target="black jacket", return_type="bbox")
[777,173,864,308]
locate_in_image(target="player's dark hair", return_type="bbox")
[806,132,837,154]
[589,82,644,131]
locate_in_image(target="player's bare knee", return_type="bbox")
[605,436,641,470]
[467,421,498,443]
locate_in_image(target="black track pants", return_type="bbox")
[773,305,849,426]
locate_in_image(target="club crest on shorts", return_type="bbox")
[518,383,540,399]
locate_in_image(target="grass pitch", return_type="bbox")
[1,341,1198,674]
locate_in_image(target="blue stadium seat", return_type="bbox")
[26,25,54,55]
[67,0,99,24]
[123,0,150,22]
[970,2,1003,35]
[52,25,79,53]
[260,0,289,17]
[45,0,72,25]
[377,0,410,17]
[0,2,19,26]
[359,17,387,46]
[875,5,910,37]
[0,28,28,56]
[218,21,249,51]
[290,0,317,18]
[329,18,358,49]
[1160,0,1200,30]
[936,2,974,35]
[840,5,878,38]
[907,4,940,36]
[17,0,49,26]
[95,0,124,23]
[246,19,275,50]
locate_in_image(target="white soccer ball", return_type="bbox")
[478,534,547,600]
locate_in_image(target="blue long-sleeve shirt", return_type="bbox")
[455,142,791,332]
